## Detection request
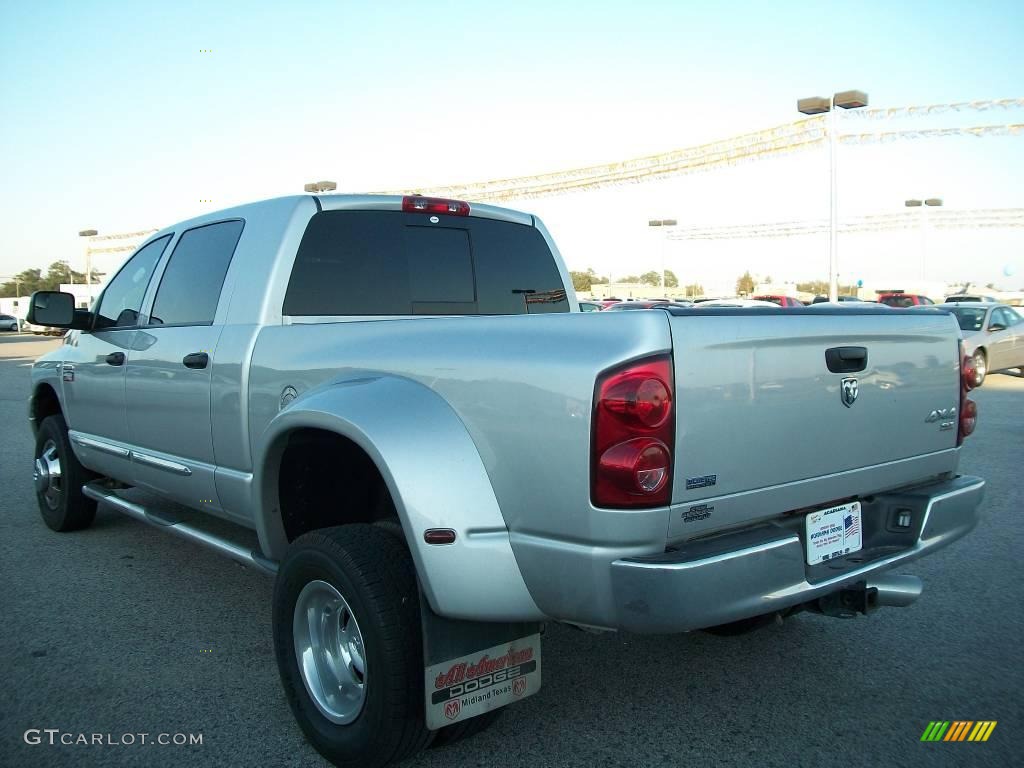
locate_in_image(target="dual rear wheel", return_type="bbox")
[273,525,502,767]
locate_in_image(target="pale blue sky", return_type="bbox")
[1,0,1023,290]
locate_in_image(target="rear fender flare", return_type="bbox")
[255,374,544,622]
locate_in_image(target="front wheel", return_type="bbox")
[972,349,987,388]
[272,525,432,768]
[34,415,98,531]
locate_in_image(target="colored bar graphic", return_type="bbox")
[921,721,950,741]
[921,720,996,742]
[944,721,972,741]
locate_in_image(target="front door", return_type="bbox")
[61,235,171,481]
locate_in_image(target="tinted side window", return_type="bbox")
[991,308,1013,328]
[94,236,171,329]
[284,211,568,316]
[150,220,244,326]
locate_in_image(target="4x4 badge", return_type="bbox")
[841,377,858,407]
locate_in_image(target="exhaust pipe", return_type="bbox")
[867,574,922,608]
[813,575,923,617]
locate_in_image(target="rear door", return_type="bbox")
[124,220,243,511]
[1011,308,1024,362]
[987,307,1017,370]
[666,308,962,538]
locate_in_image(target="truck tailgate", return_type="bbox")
[667,308,962,537]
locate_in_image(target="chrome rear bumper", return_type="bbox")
[610,475,984,633]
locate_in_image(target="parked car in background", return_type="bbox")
[753,295,804,307]
[944,294,998,303]
[695,298,780,308]
[917,302,1024,386]
[0,313,20,331]
[596,298,623,309]
[603,300,693,310]
[808,301,892,310]
[877,292,935,308]
[578,301,603,312]
[20,319,55,334]
[811,295,863,303]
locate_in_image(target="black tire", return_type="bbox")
[430,707,503,749]
[273,525,432,768]
[972,349,987,388]
[34,415,98,532]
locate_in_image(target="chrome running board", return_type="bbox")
[82,483,278,575]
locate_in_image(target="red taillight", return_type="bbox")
[592,355,674,508]
[958,342,977,445]
[961,353,977,392]
[603,375,671,428]
[959,398,977,441]
[402,195,471,216]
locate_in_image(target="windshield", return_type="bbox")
[950,307,987,332]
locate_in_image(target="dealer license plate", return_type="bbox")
[805,501,862,565]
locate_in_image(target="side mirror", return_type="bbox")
[988,323,1006,332]
[27,291,91,329]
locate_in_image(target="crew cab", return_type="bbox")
[27,194,985,768]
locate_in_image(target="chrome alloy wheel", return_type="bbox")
[293,579,367,724]
[34,439,63,510]
[973,351,987,386]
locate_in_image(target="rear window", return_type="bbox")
[951,308,987,332]
[880,295,915,308]
[283,211,569,316]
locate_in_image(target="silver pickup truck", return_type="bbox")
[27,194,985,767]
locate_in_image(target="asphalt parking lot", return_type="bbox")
[1,333,1020,768]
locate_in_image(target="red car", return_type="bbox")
[753,295,804,307]
[877,292,935,308]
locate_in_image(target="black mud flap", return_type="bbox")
[420,593,541,730]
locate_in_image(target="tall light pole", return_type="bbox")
[648,219,677,294]
[79,229,97,288]
[797,89,869,302]
[304,181,337,193]
[904,198,942,281]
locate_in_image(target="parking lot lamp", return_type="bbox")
[905,198,943,280]
[648,219,677,293]
[79,229,98,287]
[797,90,869,302]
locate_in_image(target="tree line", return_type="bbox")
[0,262,103,298]
[571,268,682,291]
